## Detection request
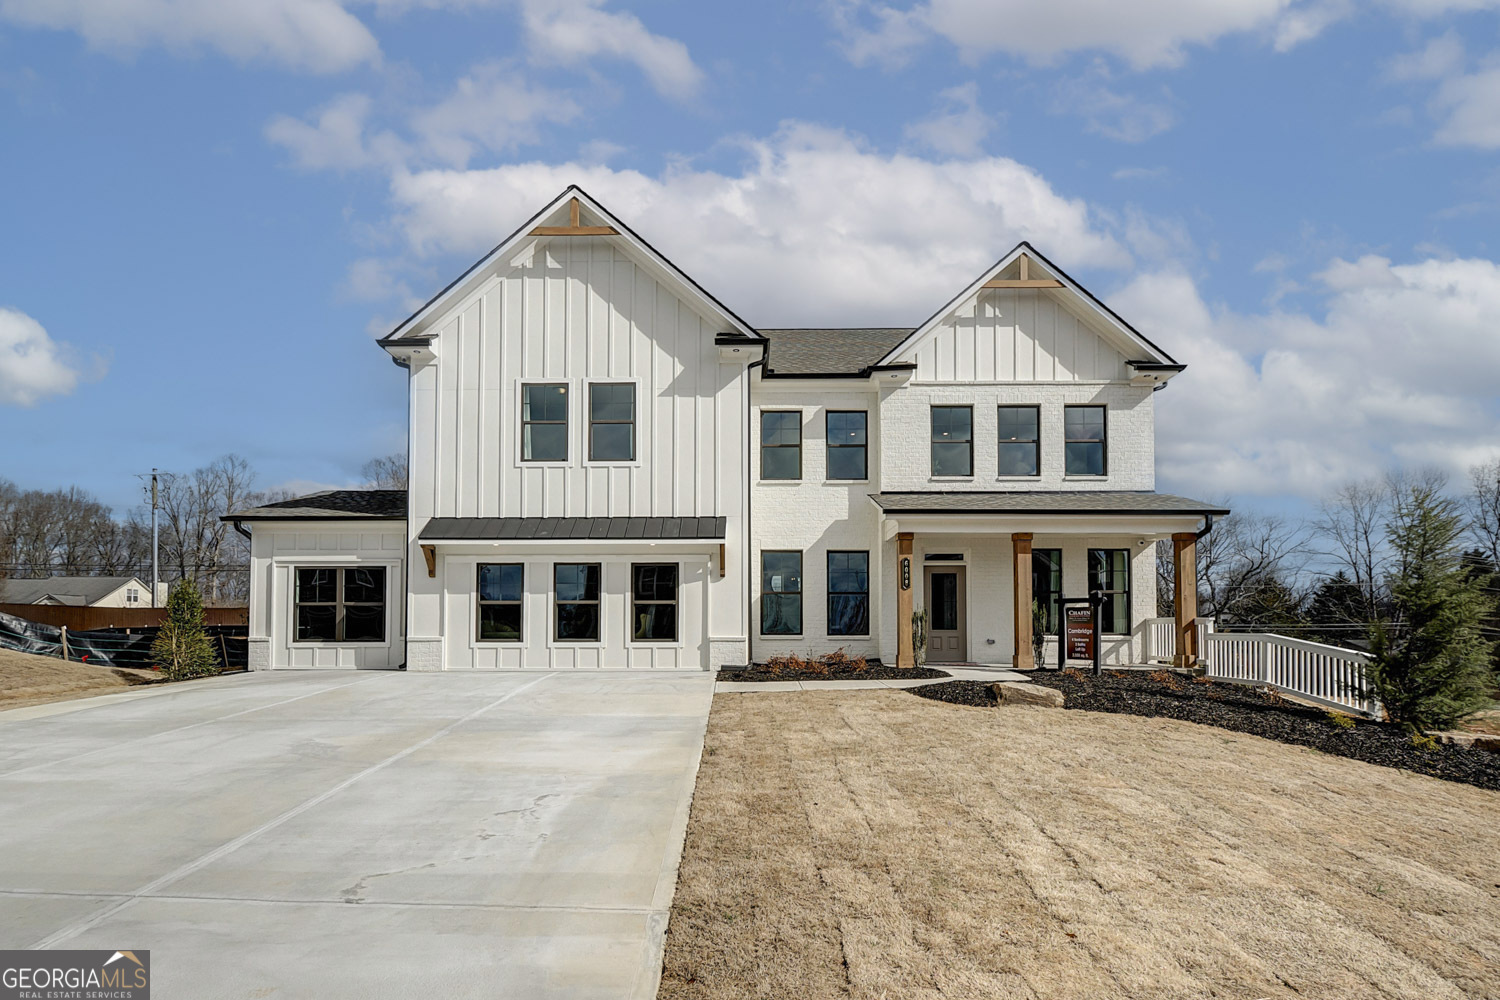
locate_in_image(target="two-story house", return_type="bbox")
[227,187,1226,672]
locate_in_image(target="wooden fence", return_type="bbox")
[0,603,248,631]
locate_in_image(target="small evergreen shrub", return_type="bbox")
[152,579,220,681]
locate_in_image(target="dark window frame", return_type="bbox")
[1064,404,1108,477]
[521,382,569,463]
[1032,548,1062,636]
[826,550,871,637]
[1087,548,1131,635]
[825,410,868,481]
[294,566,387,644]
[587,381,636,463]
[630,562,679,643]
[997,404,1041,478]
[930,404,974,477]
[553,562,602,642]
[760,550,804,636]
[760,410,803,481]
[476,562,524,643]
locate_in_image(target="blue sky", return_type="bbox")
[1,0,1498,518]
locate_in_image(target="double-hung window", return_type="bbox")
[827,551,870,636]
[1032,549,1062,636]
[522,384,569,462]
[554,563,601,641]
[998,405,1040,477]
[477,563,523,642]
[930,405,972,477]
[589,383,635,461]
[760,551,803,635]
[1087,549,1130,635]
[631,563,678,642]
[1064,405,1107,476]
[825,411,868,480]
[761,411,802,480]
[295,567,386,642]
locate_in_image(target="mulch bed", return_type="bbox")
[909,670,1500,792]
[721,661,951,683]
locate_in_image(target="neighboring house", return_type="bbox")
[0,576,163,608]
[226,187,1227,671]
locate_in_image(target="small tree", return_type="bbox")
[911,609,928,667]
[1031,599,1047,668]
[152,579,220,681]
[1365,481,1496,730]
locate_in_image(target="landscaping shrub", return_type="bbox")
[151,580,220,681]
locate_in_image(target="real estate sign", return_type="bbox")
[1064,606,1095,661]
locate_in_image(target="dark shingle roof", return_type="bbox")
[420,516,726,541]
[869,492,1230,515]
[759,328,913,376]
[225,490,408,521]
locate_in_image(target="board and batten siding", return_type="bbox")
[911,288,1129,383]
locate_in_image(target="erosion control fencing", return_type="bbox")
[0,610,248,671]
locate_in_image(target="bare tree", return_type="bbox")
[361,453,409,490]
[1468,458,1500,568]
[158,454,264,603]
[1312,478,1389,622]
[1196,511,1307,625]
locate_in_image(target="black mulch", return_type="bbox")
[721,661,951,683]
[909,671,1500,792]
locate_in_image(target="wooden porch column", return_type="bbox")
[1172,532,1199,667]
[896,532,915,668]
[1012,533,1034,670]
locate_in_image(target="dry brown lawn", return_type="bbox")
[660,690,1500,1000]
[0,646,163,710]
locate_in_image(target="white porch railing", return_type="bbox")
[1141,618,1380,719]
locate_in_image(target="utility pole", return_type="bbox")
[151,469,159,610]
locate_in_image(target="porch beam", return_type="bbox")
[983,279,1064,289]
[896,532,915,668]
[1172,532,1199,667]
[1012,532,1034,670]
[420,544,437,578]
[529,197,620,237]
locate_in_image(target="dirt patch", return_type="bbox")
[0,646,163,711]
[909,671,1500,791]
[661,691,1500,999]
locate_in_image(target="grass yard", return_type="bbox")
[659,690,1500,1000]
[0,646,163,711]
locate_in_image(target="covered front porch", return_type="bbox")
[871,492,1229,670]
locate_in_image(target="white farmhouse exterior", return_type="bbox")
[228,187,1226,671]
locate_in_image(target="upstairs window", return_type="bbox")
[522,384,569,462]
[477,563,523,642]
[589,383,636,462]
[998,405,1040,477]
[930,405,973,477]
[761,411,802,480]
[826,411,868,480]
[1064,405,1107,476]
[295,567,386,643]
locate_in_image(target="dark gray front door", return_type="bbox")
[925,567,966,663]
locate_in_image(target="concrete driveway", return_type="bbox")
[0,669,714,999]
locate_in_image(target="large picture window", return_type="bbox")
[998,405,1041,477]
[1088,548,1130,635]
[827,550,870,636]
[554,563,601,641]
[826,411,868,480]
[295,566,386,642]
[930,405,973,477]
[477,563,523,642]
[522,383,569,462]
[760,551,803,635]
[761,411,802,480]
[1065,405,1107,476]
[631,563,678,642]
[589,383,635,461]
[1032,549,1062,636]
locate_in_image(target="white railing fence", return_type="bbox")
[1141,617,1380,719]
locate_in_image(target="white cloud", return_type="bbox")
[0,0,379,73]
[518,0,703,98]
[1117,255,1500,498]
[0,307,90,407]
[385,123,1131,326]
[412,64,582,167]
[1430,62,1500,148]
[1051,66,1176,142]
[902,82,997,156]
[1386,31,1464,80]
[1113,166,1170,181]
[265,93,407,171]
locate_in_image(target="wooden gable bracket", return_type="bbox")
[983,253,1063,289]
[421,544,437,578]
[529,197,621,237]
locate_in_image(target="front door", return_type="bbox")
[925,567,966,663]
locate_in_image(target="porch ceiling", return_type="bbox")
[869,491,1229,516]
